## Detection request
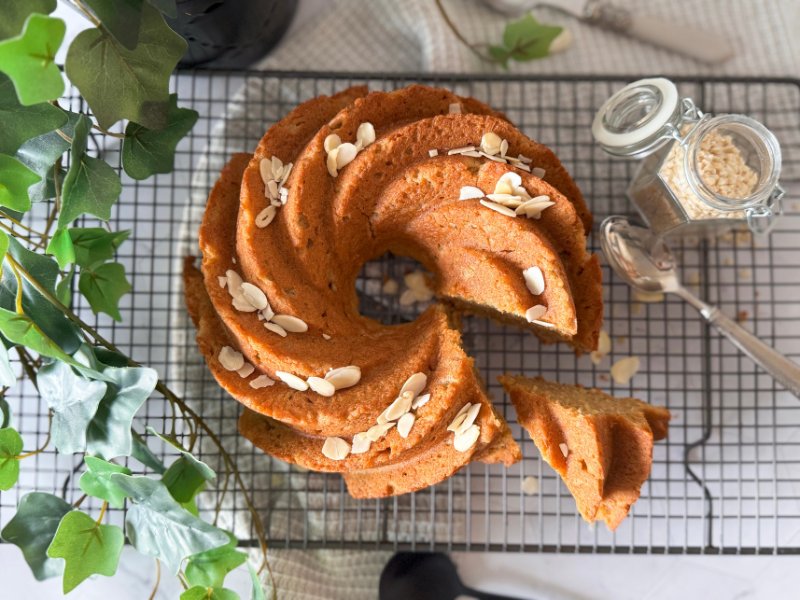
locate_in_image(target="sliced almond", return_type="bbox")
[255,205,277,228]
[590,329,612,365]
[521,476,539,495]
[259,158,274,185]
[307,376,335,397]
[321,437,350,461]
[275,371,309,391]
[516,163,532,173]
[225,270,243,297]
[356,122,376,147]
[266,179,279,200]
[350,432,371,454]
[271,314,308,333]
[480,132,502,156]
[270,156,283,179]
[448,102,462,114]
[531,320,555,329]
[525,305,547,322]
[249,374,275,389]
[382,278,399,295]
[324,133,341,153]
[459,185,485,201]
[559,442,569,458]
[232,296,258,313]
[428,149,439,158]
[517,154,533,164]
[411,393,431,410]
[280,162,293,184]
[398,289,417,306]
[447,145,476,155]
[485,193,523,207]
[324,365,361,390]
[531,166,546,178]
[261,304,275,322]
[240,282,269,310]
[461,150,482,158]
[494,171,521,193]
[219,346,244,371]
[397,412,415,439]
[264,321,288,337]
[523,266,545,296]
[237,363,255,378]
[454,403,481,435]
[448,403,472,432]
[479,199,517,218]
[381,390,414,422]
[322,333,332,340]
[500,138,509,156]
[335,142,358,169]
[326,149,339,177]
[400,372,427,397]
[479,152,507,163]
[366,421,395,442]
[610,356,640,385]
[453,424,480,452]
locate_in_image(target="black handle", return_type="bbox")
[463,585,536,600]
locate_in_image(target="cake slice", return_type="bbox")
[500,375,670,530]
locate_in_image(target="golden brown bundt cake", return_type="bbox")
[500,375,670,530]
[184,83,605,499]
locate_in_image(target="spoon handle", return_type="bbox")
[702,305,800,398]
[462,586,533,600]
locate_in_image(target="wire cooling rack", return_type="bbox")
[1,71,799,557]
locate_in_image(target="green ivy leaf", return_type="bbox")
[0,0,57,41]
[491,14,563,68]
[0,308,79,366]
[79,262,132,322]
[38,360,107,454]
[55,266,74,307]
[79,456,132,508]
[0,342,15,388]
[163,453,215,504]
[0,153,40,212]
[15,110,78,203]
[0,74,66,155]
[85,366,158,459]
[182,587,240,600]
[131,429,166,474]
[249,564,267,600]
[123,94,198,180]
[0,14,65,105]
[65,4,186,129]
[69,228,130,269]
[0,396,10,428]
[0,229,8,273]
[58,115,122,229]
[45,228,75,269]
[0,492,72,580]
[83,0,145,50]
[46,510,124,594]
[146,0,177,18]
[185,535,247,589]
[0,426,23,490]
[110,474,230,574]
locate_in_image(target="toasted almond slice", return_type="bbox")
[219,346,244,371]
[255,205,277,228]
[264,321,287,337]
[324,365,361,390]
[335,142,358,169]
[356,122,376,147]
[400,372,427,397]
[280,162,293,185]
[597,329,611,354]
[397,412,415,439]
[454,424,480,452]
[322,333,332,340]
[531,320,555,329]
[271,314,308,333]
[218,276,227,288]
[448,102,462,114]
[531,166,546,178]
[521,476,539,495]
[324,133,341,153]
[259,158,274,184]
[525,305,547,322]
[447,145,476,155]
[461,150,482,157]
[350,432,371,454]
[500,138,509,156]
[232,296,258,312]
[270,156,283,179]
[459,185,485,201]
[275,370,309,391]
[225,270,243,296]
[261,303,275,322]
[523,266,545,296]
[486,193,523,207]
[326,149,339,177]
[480,132,502,156]
[240,282,268,310]
[381,390,414,422]
[411,392,431,410]
[559,442,569,458]
[307,376,335,397]
[610,356,640,385]
[455,403,481,435]
[495,171,521,190]
[266,179,279,200]
[480,152,507,163]
[249,374,275,389]
[237,362,255,378]
[448,403,472,432]
[366,422,395,442]
[479,199,517,217]
[518,154,533,164]
[428,149,439,158]
[321,437,350,460]
[516,163,532,172]
[398,289,417,306]
[382,278,399,295]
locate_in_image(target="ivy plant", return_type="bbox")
[0,1,270,597]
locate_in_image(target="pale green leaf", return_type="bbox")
[37,360,107,454]
[0,426,23,490]
[0,153,40,212]
[79,456,132,509]
[185,536,246,589]
[83,0,144,50]
[45,228,75,269]
[182,587,239,600]
[0,0,57,41]
[46,511,124,594]
[65,4,186,129]
[78,262,131,321]
[69,228,130,269]
[0,341,16,387]
[0,492,72,580]
[58,115,122,228]
[0,14,65,104]
[163,453,214,504]
[123,94,198,179]
[110,474,230,574]
[499,14,562,64]
[249,564,267,600]
[0,308,79,366]
[131,429,166,474]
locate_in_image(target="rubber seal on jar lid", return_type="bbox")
[592,78,679,155]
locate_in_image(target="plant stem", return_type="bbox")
[69,0,101,28]
[40,158,63,249]
[17,412,52,459]
[96,500,108,524]
[148,560,161,600]
[15,347,39,389]
[434,0,495,64]
[92,122,126,140]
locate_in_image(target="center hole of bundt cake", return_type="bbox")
[355,253,433,325]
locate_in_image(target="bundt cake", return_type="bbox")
[500,375,670,530]
[184,83,665,513]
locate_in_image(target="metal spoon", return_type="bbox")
[600,215,800,398]
[379,552,532,600]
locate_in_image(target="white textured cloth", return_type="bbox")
[179,2,798,598]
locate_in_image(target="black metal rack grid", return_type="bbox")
[1,71,799,556]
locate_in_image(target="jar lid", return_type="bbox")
[592,78,680,158]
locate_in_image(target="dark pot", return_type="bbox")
[167,0,298,69]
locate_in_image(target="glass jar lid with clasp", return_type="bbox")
[592,77,785,239]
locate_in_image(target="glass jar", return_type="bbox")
[592,78,785,240]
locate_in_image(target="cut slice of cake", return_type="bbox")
[500,375,670,530]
